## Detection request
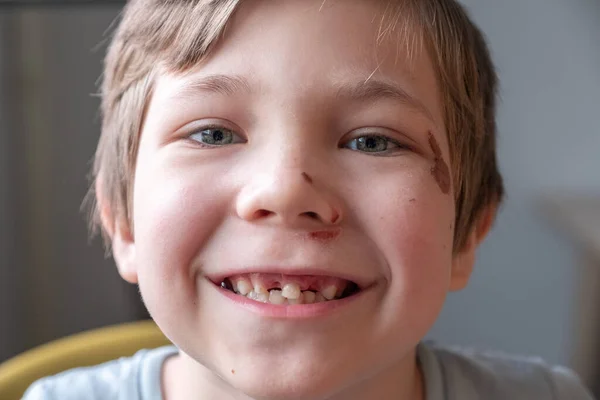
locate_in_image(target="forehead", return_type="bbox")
[155,0,443,129]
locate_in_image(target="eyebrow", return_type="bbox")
[171,74,433,122]
[172,74,253,98]
[334,79,434,122]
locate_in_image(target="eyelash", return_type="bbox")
[342,134,411,156]
[186,125,245,148]
[186,125,411,155]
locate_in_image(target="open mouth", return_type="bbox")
[219,273,361,305]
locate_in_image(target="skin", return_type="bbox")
[101,0,496,399]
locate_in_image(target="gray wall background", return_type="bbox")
[428,0,600,368]
[0,0,598,389]
[0,7,141,363]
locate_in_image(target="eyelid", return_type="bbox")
[179,119,246,140]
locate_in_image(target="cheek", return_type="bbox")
[358,167,454,261]
[357,168,454,326]
[131,154,229,308]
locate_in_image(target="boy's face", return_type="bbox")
[109,0,480,398]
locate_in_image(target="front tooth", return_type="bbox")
[254,282,268,295]
[255,284,269,302]
[235,279,252,296]
[247,290,268,303]
[321,285,338,300]
[269,290,286,305]
[288,292,304,305]
[303,291,316,304]
[281,283,301,300]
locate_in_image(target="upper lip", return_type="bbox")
[205,267,374,290]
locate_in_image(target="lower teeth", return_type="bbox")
[247,290,269,303]
[243,289,331,305]
[222,279,359,305]
[269,290,286,305]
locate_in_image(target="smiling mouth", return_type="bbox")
[219,273,361,305]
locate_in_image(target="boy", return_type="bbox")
[24,0,595,399]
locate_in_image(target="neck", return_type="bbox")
[162,349,425,400]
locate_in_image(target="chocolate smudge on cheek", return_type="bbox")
[428,132,451,195]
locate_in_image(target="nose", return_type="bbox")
[236,164,341,228]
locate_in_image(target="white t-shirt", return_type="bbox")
[22,342,596,400]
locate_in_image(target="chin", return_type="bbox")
[223,360,353,400]
[233,379,337,400]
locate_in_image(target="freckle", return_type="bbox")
[231,369,235,374]
[409,198,416,203]
[428,131,451,195]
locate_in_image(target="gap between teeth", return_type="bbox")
[233,281,340,305]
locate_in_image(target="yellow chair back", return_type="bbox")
[0,320,171,400]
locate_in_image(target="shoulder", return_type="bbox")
[419,342,595,400]
[21,346,178,400]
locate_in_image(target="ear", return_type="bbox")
[96,179,138,284]
[449,203,497,291]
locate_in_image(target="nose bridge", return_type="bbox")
[236,136,339,226]
[258,139,318,206]
[257,124,318,187]
[273,141,313,182]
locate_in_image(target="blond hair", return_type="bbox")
[89,0,504,252]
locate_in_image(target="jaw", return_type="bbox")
[168,324,423,400]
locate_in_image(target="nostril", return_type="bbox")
[304,212,319,220]
[254,209,272,218]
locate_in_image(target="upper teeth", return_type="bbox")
[235,278,252,296]
[321,285,338,300]
[281,283,301,300]
[227,278,347,305]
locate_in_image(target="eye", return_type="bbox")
[344,135,405,155]
[188,126,244,147]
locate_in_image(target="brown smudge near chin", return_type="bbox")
[428,132,451,195]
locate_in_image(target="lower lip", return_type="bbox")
[214,283,370,319]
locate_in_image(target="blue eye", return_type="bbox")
[189,127,243,146]
[345,135,401,154]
